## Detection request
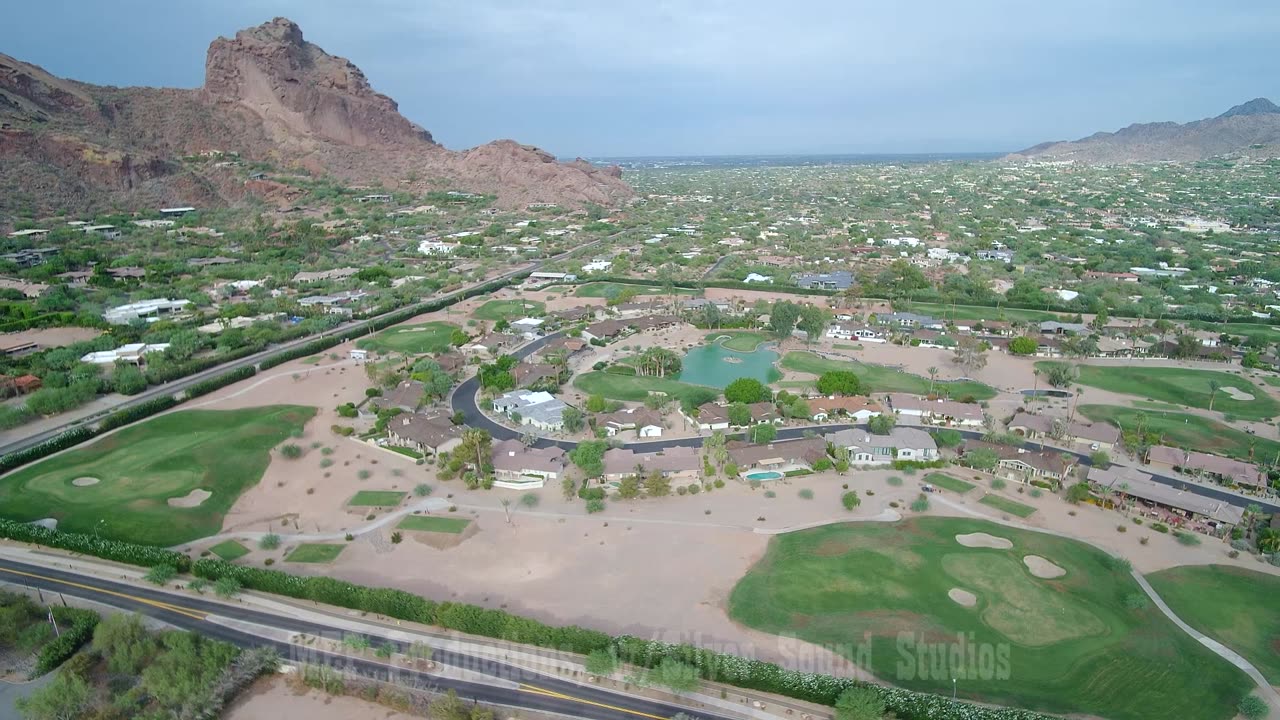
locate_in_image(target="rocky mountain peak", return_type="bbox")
[1217,98,1280,119]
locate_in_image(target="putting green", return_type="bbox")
[356,322,458,355]
[728,517,1250,719]
[0,406,315,546]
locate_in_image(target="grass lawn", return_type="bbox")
[1078,404,1280,464]
[348,490,406,507]
[573,371,719,407]
[398,515,470,533]
[925,472,976,494]
[1037,362,1280,421]
[356,321,458,355]
[574,282,699,298]
[284,543,346,563]
[1147,564,1280,685]
[908,302,1063,323]
[704,331,774,352]
[1261,375,1280,388]
[782,351,996,400]
[728,517,1251,720]
[209,540,250,561]
[472,299,545,322]
[978,493,1037,518]
[1192,321,1280,346]
[0,406,315,546]
[387,446,423,460]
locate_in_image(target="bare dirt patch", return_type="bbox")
[71,477,100,487]
[955,532,1013,549]
[948,588,977,607]
[1023,555,1066,579]
[168,489,211,508]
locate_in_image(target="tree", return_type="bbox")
[561,476,577,501]
[16,671,90,720]
[867,413,896,435]
[1008,336,1039,356]
[457,428,494,475]
[952,335,988,373]
[562,407,585,433]
[725,377,770,404]
[750,423,777,444]
[1090,450,1111,469]
[768,300,801,337]
[643,470,672,497]
[963,447,999,471]
[112,362,147,395]
[645,657,699,693]
[1207,379,1222,412]
[145,564,177,586]
[796,305,829,345]
[636,347,682,378]
[1238,695,1268,720]
[569,440,608,478]
[816,370,861,396]
[926,366,939,395]
[833,686,886,720]
[1044,363,1078,388]
[617,475,642,499]
[727,402,752,427]
[585,394,607,413]
[584,647,619,676]
[92,613,155,675]
[141,631,239,716]
[1065,481,1092,504]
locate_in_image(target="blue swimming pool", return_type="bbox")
[745,471,784,481]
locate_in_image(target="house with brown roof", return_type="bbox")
[513,362,561,389]
[602,446,700,482]
[996,449,1075,486]
[1007,410,1120,450]
[597,408,664,438]
[374,380,427,413]
[1146,446,1264,488]
[885,394,984,427]
[808,396,882,422]
[491,439,566,488]
[727,437,827,471]
[825,428,938,465]
[686,403,731,431]
[385,414,462,456]
[748,402,782,425]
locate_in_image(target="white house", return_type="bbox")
[825,427,939,465]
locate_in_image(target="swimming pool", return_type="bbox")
[745,471,784,481]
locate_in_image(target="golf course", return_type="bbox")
[782,351,997,400]
[1078,404,1280,464]
[472,299,545,321]
[728,517,1252,720]
[0,406,315,546]
[356,321,459,355]
[1037,363,1280,420]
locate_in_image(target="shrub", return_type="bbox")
[687,484,701,495]
[414,483,434,497]
[280,444,303,459]
[259,533,282,550]
[0,519,189,571]
[32,607,98,676]
[1150,522,1169,534]
[1029,488,1043,498]
[764,490,776,498]
[798,489,814,500]
[990,478,1007,491]
[145,564,178,585]
[391,532,403,544]
[586,499,606,514]
[1122,593,1148,610]
[909,494,930,512]
[1116,525,1127,533]
[1174,531,1201,546]
[841,491,860,511]
[1239,695,1268,720]
[887,476,903,487]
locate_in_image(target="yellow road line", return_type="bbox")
[518,683,669,720]
[0,566,208,621]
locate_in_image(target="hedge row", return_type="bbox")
[98,396,179,432]
[185,366,256,399]
[0,427,93,474]
[189,558,1049,719]
[0,520,191,571]
[33,607,99,676]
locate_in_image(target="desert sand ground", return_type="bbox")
[224,675,419,720]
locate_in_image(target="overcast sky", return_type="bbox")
[4,1,1278,157]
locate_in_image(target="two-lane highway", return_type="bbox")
[0,557,728,720]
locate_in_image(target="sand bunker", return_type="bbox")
[955,532,1013,549]
[1221,386,1254,401]
[168,489,212,508]
[72,477,100,487]
[948,588,977,607]
[1023,555,1066,578]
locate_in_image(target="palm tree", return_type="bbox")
[927,367,939,396]
[1070,386,1084,424]
[1207,380,1222,412]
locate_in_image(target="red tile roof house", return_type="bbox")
[1145,446,1265,489]
[490,439,566,489]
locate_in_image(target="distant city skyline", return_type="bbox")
[4,0,1277,157]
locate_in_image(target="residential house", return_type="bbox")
[877,312,938,329]
[374,380,427,413]
[602,447,700,482]
[103,298,192,325]
[1006,411,1120,450]
[596,408,664,438]
[807,397,882,423]
[885,394,985,427]
[1146,446,1265,489]
[385,413,462,456]
[491,390,570,432]
[292,267,360,283]
[686,403,730,431]
[462,333,519,356]
[1088,466,1243,533]
[80,343,170,365]
[748,401,783,425]
[727,437,828,471]
[513,362,560,389]
[491,439,566,488]
[825,428,939,465]
[996,449,1075,485]
[1039,321,1088,335]
[794,271,853,291]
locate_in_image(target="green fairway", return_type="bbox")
[209,540,250,561]
[704,331,773,352]
[0,406,315,546]
[1261,375,1280,388]
[1193,321,1280,346]
[574,282,698,298]
[979,493,1037,518]
[728,518,1251,720]
[356,321,458,355]
[573,371,719,407]
[907,302,1063,323]
[284,543,346,563]
[1037,363,1279,421]
[1078,405,1280,464]
[926,472,975,494]
[781,352,997,400]
[347,490,406,507]
[473,299,545,321]
[1147,565,1280,685]
[398,515,470,533]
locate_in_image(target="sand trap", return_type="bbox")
[168,489,212,508]
[72,477,100,487]
[955,532,1013,549]
[1023,555,1066,579]
[948,588,977,607]
[1221,386,1254,401]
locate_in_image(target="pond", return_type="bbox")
[678,339,780,389]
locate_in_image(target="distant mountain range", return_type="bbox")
[1008,98,1280,163]
[0,18,632,216]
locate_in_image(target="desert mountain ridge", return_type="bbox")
[0,17,632,216]
[1007,98,1280,163]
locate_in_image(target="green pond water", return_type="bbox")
[678,340,780,388]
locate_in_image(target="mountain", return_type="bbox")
[1007,98,1280,163]
[0,18,631,216]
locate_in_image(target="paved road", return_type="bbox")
[0,558,725,720]
[452,331,1280,514]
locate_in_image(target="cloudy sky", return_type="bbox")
[5,1,1277,156]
